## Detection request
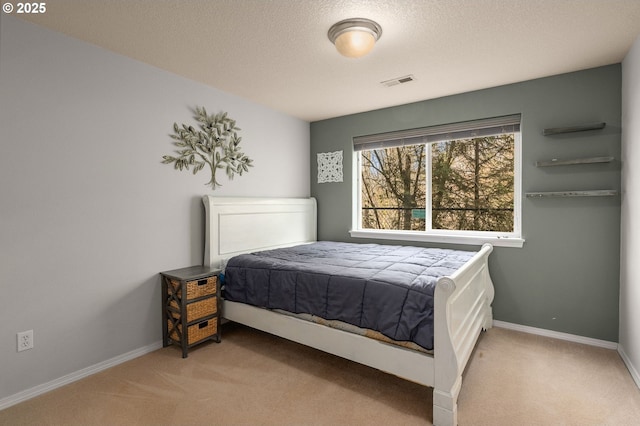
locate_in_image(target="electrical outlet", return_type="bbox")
[17,330,34,352]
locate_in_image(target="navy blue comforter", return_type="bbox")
[224,241,476,350]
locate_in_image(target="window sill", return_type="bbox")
[349,229,525,248]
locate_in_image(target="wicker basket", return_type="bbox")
[169,297,217,322]
[168,318,217,345]
[169,276,217,300]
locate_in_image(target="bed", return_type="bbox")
[202,196,495,426]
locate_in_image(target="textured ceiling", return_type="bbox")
[17,0,640,122]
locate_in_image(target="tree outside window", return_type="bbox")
[360,134,515,233]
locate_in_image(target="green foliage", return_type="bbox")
[161,106,253,189]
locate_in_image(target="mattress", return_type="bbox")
[223,241,476,350]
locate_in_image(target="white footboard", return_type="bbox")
[433,243,494,426]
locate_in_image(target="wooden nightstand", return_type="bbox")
[160,266,221,358]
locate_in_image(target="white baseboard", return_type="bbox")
[493,320,618,350]
[0,340,163,411]
[618,344,640,390]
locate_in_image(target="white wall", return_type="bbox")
[620,34,640,388]
[0,15,309,403]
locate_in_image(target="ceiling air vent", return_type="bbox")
[381,74,415,87]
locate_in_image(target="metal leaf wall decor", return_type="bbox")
[162,106,253,189]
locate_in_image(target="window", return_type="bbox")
[352,115,523,248]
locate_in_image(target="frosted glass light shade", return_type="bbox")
[328,18,382,59]
[334,31,376,58]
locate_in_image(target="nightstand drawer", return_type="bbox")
[168,318,217,345]
[169,276,217,300]
[169,297,217,322]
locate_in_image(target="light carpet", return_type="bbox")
[1,324,639,425]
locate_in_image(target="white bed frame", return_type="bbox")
[203,196,495,426]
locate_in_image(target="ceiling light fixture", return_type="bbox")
[328,18,382,59]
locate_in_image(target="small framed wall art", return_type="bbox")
[317,150,343,183]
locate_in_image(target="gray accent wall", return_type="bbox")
[311,65,621,342]
[0,16,309,402]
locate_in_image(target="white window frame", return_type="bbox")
[350,118,524,248]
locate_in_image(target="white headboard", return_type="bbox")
[202,196,317,268]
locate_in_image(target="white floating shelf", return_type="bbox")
[542,122,606,136]
[535,156,614,167]
[526,190,618,198]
